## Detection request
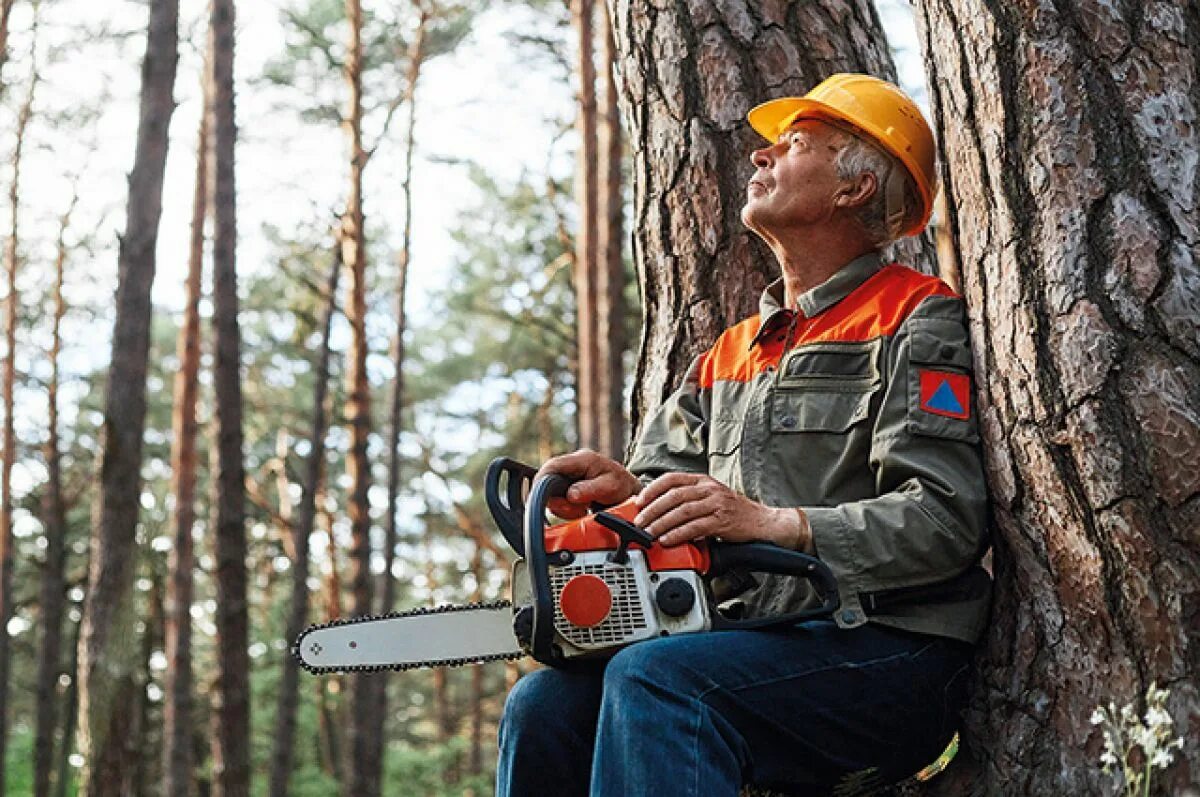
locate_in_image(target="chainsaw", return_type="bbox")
[293,458,840,673]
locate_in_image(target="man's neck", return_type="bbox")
[769,226,877,309]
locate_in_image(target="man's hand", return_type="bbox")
[535,449,642,519]
[633,472,812,551]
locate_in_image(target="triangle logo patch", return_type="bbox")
[919,370,970,420]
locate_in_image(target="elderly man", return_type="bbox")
[497,74,990,797]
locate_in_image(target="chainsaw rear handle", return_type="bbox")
[706,542,840,629]
[485,457,538,557]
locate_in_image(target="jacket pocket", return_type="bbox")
[769,388,874,433]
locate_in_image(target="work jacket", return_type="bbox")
[626,252,991,644]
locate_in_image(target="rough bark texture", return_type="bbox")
[912,1,1200,794]
[208,0,251,793]
[0,27,34,792]
[606,0,932,442]
[598,3,627,460]
[339,1,377,792]
[267,248,341,797]
[76,0,178,792]
[574,0,601,450]
[162,66,209,797]
[34,187,76,797]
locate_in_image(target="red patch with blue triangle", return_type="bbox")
[918,370,971,420]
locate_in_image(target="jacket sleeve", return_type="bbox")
[626,355,711,480]
[803,294,989,628]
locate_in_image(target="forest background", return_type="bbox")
[1,0,1198,796]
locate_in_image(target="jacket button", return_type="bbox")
[780,415,797,429]
[841,609,859,624]
[939,344,957,361]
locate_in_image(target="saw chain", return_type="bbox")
[292,599,526,675]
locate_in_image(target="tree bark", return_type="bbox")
[911,0,1200,792]
[76,0,178,792]
[606,0,927,442]
[34,181,77,797]
[0,22,35,792]
[267,245,341,797]
[339,1,376,792]
[162,60,210,797]
[574,0,601,451]
[208,0,250,793]
[597,2,626,460]
[133,570,165,797]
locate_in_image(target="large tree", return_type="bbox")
[912,0,1200,793]
[75,0,179,792]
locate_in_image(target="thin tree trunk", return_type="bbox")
[341,0,376,792]
[573,0,600,450]
[162,60,210,797]
[467,547,485,777]
[1,17,36,791]
[34,183,77,797]
[319,520,344,785]
[268,245,342,797]
[596,2,625,460]
[77,0,178,792]
[606,0,921,440]
[362,11,430,793]
[911,1,1200,792]
[208,0,250,793]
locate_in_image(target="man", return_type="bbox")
[497,74,990,797]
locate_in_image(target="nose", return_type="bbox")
[750,145,773,169]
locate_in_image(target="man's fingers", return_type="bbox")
[547,497,588,519]
[658,517,715,547]
[636,472,705,507]
[635,484,710,528]
[642,497,713,537]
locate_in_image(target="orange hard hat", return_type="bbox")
[747,73,938,237]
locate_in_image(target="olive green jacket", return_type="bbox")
[626,253,991,643]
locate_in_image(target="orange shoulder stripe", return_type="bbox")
[698,265,957,387]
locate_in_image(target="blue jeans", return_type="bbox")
[497,621,971,797]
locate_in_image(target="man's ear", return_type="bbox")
[834,171,877,210]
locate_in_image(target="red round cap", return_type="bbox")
[559,574,612,628]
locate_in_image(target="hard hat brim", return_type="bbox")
[747,96,935,237]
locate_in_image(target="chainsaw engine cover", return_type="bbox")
[511,551,709,660]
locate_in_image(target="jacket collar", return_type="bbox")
[752,251,883,348]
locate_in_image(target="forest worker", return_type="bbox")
[497,73,991,796]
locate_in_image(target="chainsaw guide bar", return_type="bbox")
[292,599,525,675]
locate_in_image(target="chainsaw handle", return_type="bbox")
[707,542,840,629]
[485,457,538,557]
[524,472,574,666]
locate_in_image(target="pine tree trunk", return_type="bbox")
[133,571,165,797]
[55,604,83,797]
[268,245,341,797]
[597,3,626,460]
[319,530,345,786]
[911,1,1200,792]
[208,0,250,793]
[76,0,178,792]
[34,185,77,797]
[0,28,35,793]
[574,0,601,451]
[606,0,921,440]
[163,63,209,797]
[340,0,376,792]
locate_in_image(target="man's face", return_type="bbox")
[741,118,848,239]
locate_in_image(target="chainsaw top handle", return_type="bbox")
[706,541,840,629]
[524,470,573,666]
[484,457,538,557]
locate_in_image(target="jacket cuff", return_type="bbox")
[803,506,867,628]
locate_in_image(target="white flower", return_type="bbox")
[1144,706,1172,730]
[1150,747,1174,769]
[1091,707,1106,726]
[1100,748,1119,767]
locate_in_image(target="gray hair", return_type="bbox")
[830,129,923,245]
